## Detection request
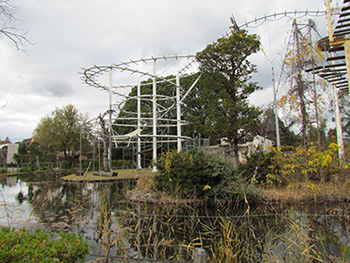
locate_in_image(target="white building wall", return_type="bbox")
[0,144,19,164]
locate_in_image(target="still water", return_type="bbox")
[0,173,350,262]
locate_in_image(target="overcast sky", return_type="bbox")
[0,0,340,142]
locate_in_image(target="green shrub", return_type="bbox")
[236,150,274,183]
[39,154,57,162]
[81,159,92,169]
[112,159,134,169]
[38,162,56,170]
[155,149,232,198]
[19,166,33,173]
[0,227,89,262]
[216,170,263,203]
[60,161,71,169]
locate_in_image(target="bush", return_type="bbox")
[155,149,232,198]
[19,166,33,173]
[267,143,350,185]
[38,162,56,170]
[216,170,263,203]
[59,161,71,169]
[0,227,89,262]
[112,159,134,169]
[236,150,274,183]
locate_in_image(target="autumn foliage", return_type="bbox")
[266,143,350,185]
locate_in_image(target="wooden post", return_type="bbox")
[193,248,208,263]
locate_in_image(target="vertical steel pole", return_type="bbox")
[326,0,334,43]
[152,59,157,172]
[79,125,82,176]
[333,85,345,158]
[137,82,142,169]
[176,74,182,152]
[309,26,321,149]
[344,39,350,96]
[109,68,113,174]
[326,0,345,160]
[272,66,280,147]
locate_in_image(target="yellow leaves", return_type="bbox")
[307,183,315,190]
[164,158,172,173]
[268,143,342,183]
[321,155,332,167]
[307,183,320,196]
[328,143,339,152]
[203,185,212,191]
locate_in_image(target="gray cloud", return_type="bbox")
[28,77,73,98]
[0,0,331,142]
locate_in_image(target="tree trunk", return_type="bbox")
[231,141,239,168]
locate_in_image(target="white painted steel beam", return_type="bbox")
[152,59,157,172]
[176,74,182,152]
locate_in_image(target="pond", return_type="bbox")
[0,173,350,262]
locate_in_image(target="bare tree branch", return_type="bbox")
[0,0,31,50]
[0,90,15,110]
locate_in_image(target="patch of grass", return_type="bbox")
[134,170,155,192]
[261,177,350,203]
[63,169,152,182]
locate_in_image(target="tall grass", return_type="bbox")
[1,175,349,262]
[109,200,350,262]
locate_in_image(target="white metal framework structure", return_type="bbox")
[81,55,199,171]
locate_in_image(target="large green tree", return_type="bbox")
[196,29,262,166]
[33,104,91,167]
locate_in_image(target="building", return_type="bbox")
[0,143,19,164]
[205,135,274,164]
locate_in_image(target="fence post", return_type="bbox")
[193,248,208,263]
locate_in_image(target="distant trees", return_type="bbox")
[260,106,301,147]
[196,28,262,166]
[33,104,91,167]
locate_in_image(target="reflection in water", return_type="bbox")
[0,174,349,262]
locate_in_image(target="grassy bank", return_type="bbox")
[261,178,350,204]
[62,169,152,182]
